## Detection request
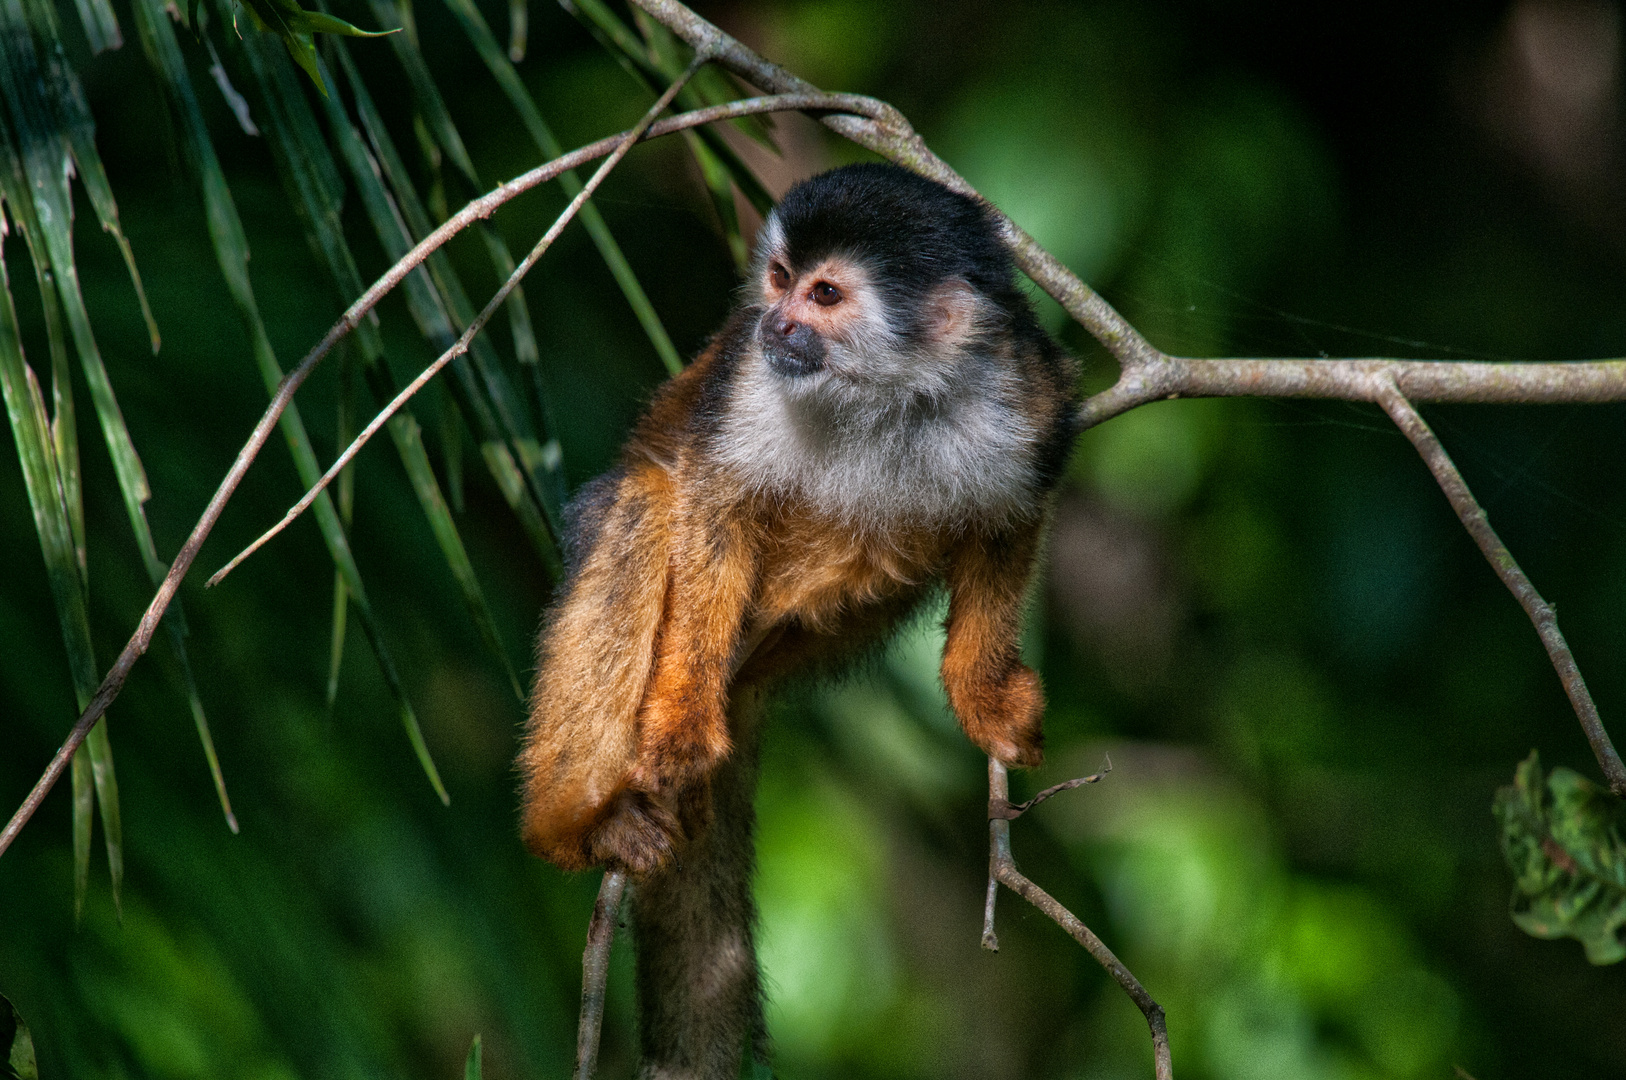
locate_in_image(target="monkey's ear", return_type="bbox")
[925,279,982,346]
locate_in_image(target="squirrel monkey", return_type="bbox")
[519,163,1080,876]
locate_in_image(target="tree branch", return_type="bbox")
[575,870,628,1080]
[983,759,1172,1080]
[1375,382,1626,796]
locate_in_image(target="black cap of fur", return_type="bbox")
[772,163,1037,339]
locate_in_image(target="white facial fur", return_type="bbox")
[713,215,1044,530]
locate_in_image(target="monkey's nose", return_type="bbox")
[760,313,826,377]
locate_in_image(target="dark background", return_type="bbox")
[2,0,1625,1077]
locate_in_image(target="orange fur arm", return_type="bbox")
[518,463,674,872]
[631,494,757,797]
[940,525,1046,768]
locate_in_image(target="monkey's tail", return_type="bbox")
[518,464,672,870]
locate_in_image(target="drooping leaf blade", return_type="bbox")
[565,0,774,217]
[17,0,157,352]
[234,0,395,96]
[364,0,557,385]
[331,39,566,558]
[505,0,524,60]
[0,16,124,915]
[10,0,233,839]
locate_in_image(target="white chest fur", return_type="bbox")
[714,347,1043,530]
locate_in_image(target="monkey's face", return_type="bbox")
[755,255,860,379]
[754,242,987,398]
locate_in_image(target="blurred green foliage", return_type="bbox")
[3,1,1626,1079]
[2,992,40,1080]
[1497,751,1626,964]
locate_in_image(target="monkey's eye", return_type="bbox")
[769,263,791,291]
[811,281,842,307]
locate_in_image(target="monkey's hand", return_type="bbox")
[590,696,733,872]
[579,782,694,876]
[522,763,709,876]
[533,698,732,876]
[949,662,1046,768]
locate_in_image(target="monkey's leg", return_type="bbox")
[632,687,768,1080]
[941,525,1047,767]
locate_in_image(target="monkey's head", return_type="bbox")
[750,163,1038,398]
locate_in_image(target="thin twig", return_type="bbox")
[0,89,895,860]
[208,54,708,586]
[989,755,1111,820]
[575,869,628,1080]
[983,759,1172,1079]
[1376,381,1626,796]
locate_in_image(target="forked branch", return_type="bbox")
[1376,382,1626,796]
[982,758,1172,1080]
[626,0,1626,798]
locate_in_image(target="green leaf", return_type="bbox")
[0,66,122,916]
[1494,751,1626,964]
[632,7,776,152]
[84,714,123,920]
[15,0,157,352]
[349,4,576,532]
[1,992,40,1080]
[15,0,234,840]
[231,0,394,96]
[326,349,356,709]
[463,1034,482,1080]
[364,0,556,384]
[68,0,120,53]
[505,0,524,61]
[565,0,774,219]
[70,747,91,921]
